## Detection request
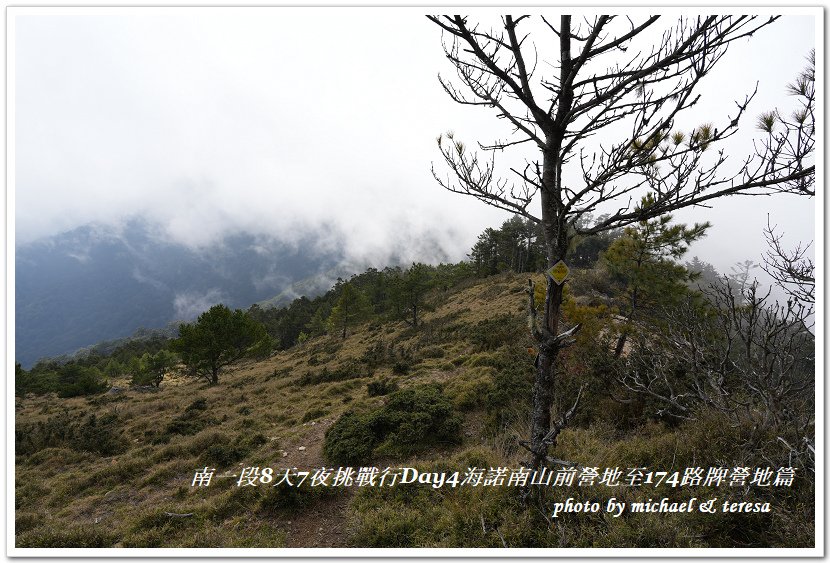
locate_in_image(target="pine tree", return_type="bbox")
[604,199,709,357]
[327,282,372,339]
[389,263,435,327]
[305,308,329,338]
[132,350,177,387]
[172,304,268,385]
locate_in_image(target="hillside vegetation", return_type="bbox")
[15,218,815,549]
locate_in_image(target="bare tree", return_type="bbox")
[621,281,813,416]
[617,279,814,468]
[428,15,815,470]
[727,259,760,305]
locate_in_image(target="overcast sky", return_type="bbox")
[12,9,818,276]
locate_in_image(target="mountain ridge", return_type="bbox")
[15,219,340,367]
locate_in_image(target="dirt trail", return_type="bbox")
[277,417,353,547]
[284,488,354,547]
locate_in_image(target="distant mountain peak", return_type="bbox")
[15,221,341,367]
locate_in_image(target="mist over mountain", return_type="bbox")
[15,220,345,367]
[16,217,464,367]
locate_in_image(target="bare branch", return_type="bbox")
[762,218,815,304]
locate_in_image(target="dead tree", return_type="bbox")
[428,15,814,470]
[617,279,814,469]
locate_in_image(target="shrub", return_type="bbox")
[56,364,109,398]
[198,432,267,467]
[323,412,376,465]
[446,367,495,410]
[301,408,327,423]
[415,311,463,346]
[372,385,462,455]
[201,443,248,467]
[185,398,208,412]
[74,413,130,456]
[299,361,368,386]
[16,361,110,398]
[15,512,41,535]
[485,360,533,432]
[155,398,214,443]
[361,340,390,370]
[259,482,338,514]
[468,314,526,351]
[361,340,418,371]
[205,486,262,524]
[164,413,209,438]
[324,384,462,465]
[419,345,445,359]
[347,448,540,548]
[367,378,399,397]
[15,363,58,397]
[16,411,128,456]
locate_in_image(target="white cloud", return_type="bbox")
[173,288,226,321]
[12,10,816,277]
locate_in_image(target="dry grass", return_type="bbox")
[15,272,813,548]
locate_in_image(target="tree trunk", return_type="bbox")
[528,14,573,470]
[614,266,641,359]
[529,247,568,469]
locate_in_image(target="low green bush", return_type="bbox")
[16,362,110,398]
[419,345,446,359]
[323,412,376,465]
[198,432,267,467]
[185,398,208,411]
[347,449,543,548]
[324,384,462,465]
[157,398,215,442]
[201,443,248,467]
[15,512,41,535]
[16,411,128,456]
[301,407,327,422]
[259,482,339,514]
[74,413,130,455]
[446,367,494,411]
[485,356,533,432]
[56,364,109,398]
[367,378,399,397]
[468,314,526,351]
[299,361,369,386]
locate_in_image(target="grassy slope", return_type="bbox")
[14,272,814,549]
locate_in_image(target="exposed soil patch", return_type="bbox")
[283,488,354,548]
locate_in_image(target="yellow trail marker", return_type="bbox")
[547,260,570,285]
